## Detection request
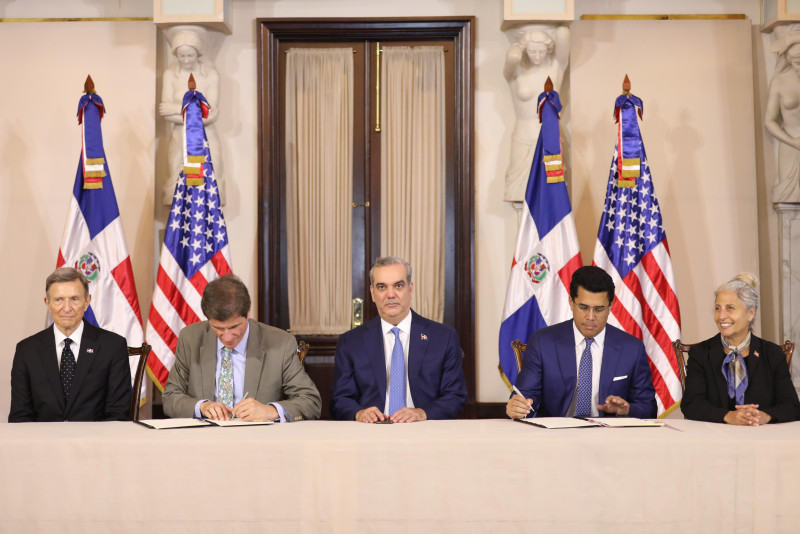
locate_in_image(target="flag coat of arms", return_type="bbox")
[56,85,145,400]
[498,88,582,388]
[592,88,682,415]
[146,86,232,390]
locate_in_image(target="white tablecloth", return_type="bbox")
[2,419,799,533]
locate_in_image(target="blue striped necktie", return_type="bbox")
[388,327,406,415]
[575,338,594,417]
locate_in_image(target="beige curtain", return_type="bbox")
[285,48,353,334]
[380,46,446,321]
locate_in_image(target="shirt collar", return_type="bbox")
[572,320,606,350]
[380,311,412,336]
[53,320,85,347]
[216,320,250,355]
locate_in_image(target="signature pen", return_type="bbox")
[512,385,535,416]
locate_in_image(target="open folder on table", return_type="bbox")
[135,418,276,429]
[516,417,665,429]
[587,418,664,428]
[516,417,600,429]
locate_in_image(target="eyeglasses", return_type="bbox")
[575,304,610,316]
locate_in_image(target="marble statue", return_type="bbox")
[159,25,225,205]
[766,26,800,203]
[503,25,570,203]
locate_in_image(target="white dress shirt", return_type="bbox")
[569,322,606,417]
[53,321,85,367]
[380,312,415,413]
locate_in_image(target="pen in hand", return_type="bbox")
[512,385,535,416]
[232,392,250,419]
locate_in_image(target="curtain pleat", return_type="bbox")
[285,48,353,334]
[380,46,446,321]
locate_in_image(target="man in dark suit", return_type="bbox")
[163,274,320,422]
[9,267,131,422]
[506,265,656,420]
[331,256,467,423]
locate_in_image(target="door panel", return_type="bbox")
[258,18,475,419]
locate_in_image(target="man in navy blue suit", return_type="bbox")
[331,256,467,423]
[506,266,656,420]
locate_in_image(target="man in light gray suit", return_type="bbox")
[163,275,320,422]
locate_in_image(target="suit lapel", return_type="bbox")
[709,337,731,405]
[598,327,621,400]
[408,312,428,390]
[66,321,98,414]
[554,321,577,392]
[38,327,65,412]
[243,320,265,397]
[745,337,762,388]
[366,319,388,402]
[200,326,219,400]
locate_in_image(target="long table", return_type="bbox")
[2,419,799,533]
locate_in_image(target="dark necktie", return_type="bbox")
[575,338,594,417]
[60,338,76,398]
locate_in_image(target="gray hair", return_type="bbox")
[369,256,412,286]
[46,267,89,298]
[201,274,251,321]
[715,272,759,328]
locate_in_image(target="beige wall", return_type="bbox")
[571,19,760,341]
[0,0,785,416]
[0,19,156,416]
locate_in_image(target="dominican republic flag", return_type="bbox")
[146,87,232,390]
[498,88,582,389]
[592,89,682,416]
[56,86,145,400]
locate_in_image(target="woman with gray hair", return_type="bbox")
[682,273,800,424]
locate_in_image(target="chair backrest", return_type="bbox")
[128,344,152,421]
[671,339,693,394]
[511,339,527,373]
[781,340,795,371]
[297,340,310,365]
[672,338,795,394]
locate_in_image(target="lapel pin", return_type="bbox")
[421,334,428,341]
[86,348,94,353]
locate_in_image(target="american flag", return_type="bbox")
[499,88,582,388]
[145,89,232,390]
[592,91,682,415]
[56,86,146,402]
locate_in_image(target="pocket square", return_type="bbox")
[612,375,628,381]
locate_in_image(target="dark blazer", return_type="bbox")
[9,321,131,422]
[331,311,467,421]
[682,333,800,423]
[515,320,657,418]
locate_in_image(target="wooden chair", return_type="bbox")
[297,340,310,365]
[128,344,152,421]
[782,340,795,370]
[672,338,795,394]
[511,339,526,373]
